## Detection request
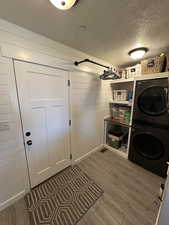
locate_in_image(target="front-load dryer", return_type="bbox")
[133,78,169,127]
[128,123,169,177]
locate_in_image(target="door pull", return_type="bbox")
[27,140,32,146]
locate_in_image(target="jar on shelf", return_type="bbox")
[124,111,131,124]
[111,107,119,120]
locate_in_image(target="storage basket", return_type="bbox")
[108,130,123,149]
[119,107,127,122]
[141,55,166,74]
[113,90,128,101]
[111,107,119,120]
[126,64,141,78]
[165,54,169,72]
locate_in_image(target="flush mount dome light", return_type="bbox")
[128,47,149,60]
[49,0,78,10]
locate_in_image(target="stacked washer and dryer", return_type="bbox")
[129,77,169,177]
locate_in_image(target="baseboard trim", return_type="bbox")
[73,144,104,165]
[0,190,26,212]
[103,144,128,159]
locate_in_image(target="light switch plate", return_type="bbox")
[0,121,10,131]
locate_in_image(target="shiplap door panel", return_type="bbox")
[14,61,70,188]
[70,71,111,162]
[0,57,29,211]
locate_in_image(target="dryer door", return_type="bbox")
[133,133,165,160]
[138,86,168,116]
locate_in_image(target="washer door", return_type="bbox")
[133,133,165,160]
[138,86,168,116]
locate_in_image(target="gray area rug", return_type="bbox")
[25,166,103,225]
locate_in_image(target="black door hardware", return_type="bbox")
[74,59,110,69]
[27,140,32,146]
[25,132,31,137]
[74,58,119,80]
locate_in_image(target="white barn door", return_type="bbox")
[14,61,70,188]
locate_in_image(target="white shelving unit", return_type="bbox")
[104,118,132,157]
[110,100,132,106]
[103,144,128,159]
[111,72,169,84]
[135,72,169,81]
[105,71,169,158]
[105,77,134,157]
[111,78,134,84]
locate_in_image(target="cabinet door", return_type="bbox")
[0,58,29,211]
[14,61,70,188]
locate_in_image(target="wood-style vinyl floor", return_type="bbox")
[0,150,164,225]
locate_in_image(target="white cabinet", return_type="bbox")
[0,57,29,211]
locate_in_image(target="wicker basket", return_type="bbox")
[141,56,166,74]
[165,54,169,72]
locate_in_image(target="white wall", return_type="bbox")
[70,71,112,162]
[0,57,29,211]
[0,18,115,209]
[0,18,115,164]
[0,19,115,75]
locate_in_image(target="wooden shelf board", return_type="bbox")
[110,101,132,106]
[104,144,128,159]
[135,72,169,81]
[105,118,131,128]
[111,78,134,84]
[110,72,169,84]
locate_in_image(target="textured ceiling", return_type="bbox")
[0,0,169,66]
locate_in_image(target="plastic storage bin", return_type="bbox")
[111,107,119,120]
[126,64,141,78]
[113,90,128,101]
[108,129,123,149]
[119,107,127,122]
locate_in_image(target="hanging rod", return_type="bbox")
[74,59,110,69]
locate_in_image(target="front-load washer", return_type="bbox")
[128,123,169,177]
[133,78,169,127]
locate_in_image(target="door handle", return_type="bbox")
[25,132,31,137]
[27,140,32,146]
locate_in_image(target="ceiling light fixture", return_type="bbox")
[128,47,149,60]
[49,0,78,10]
